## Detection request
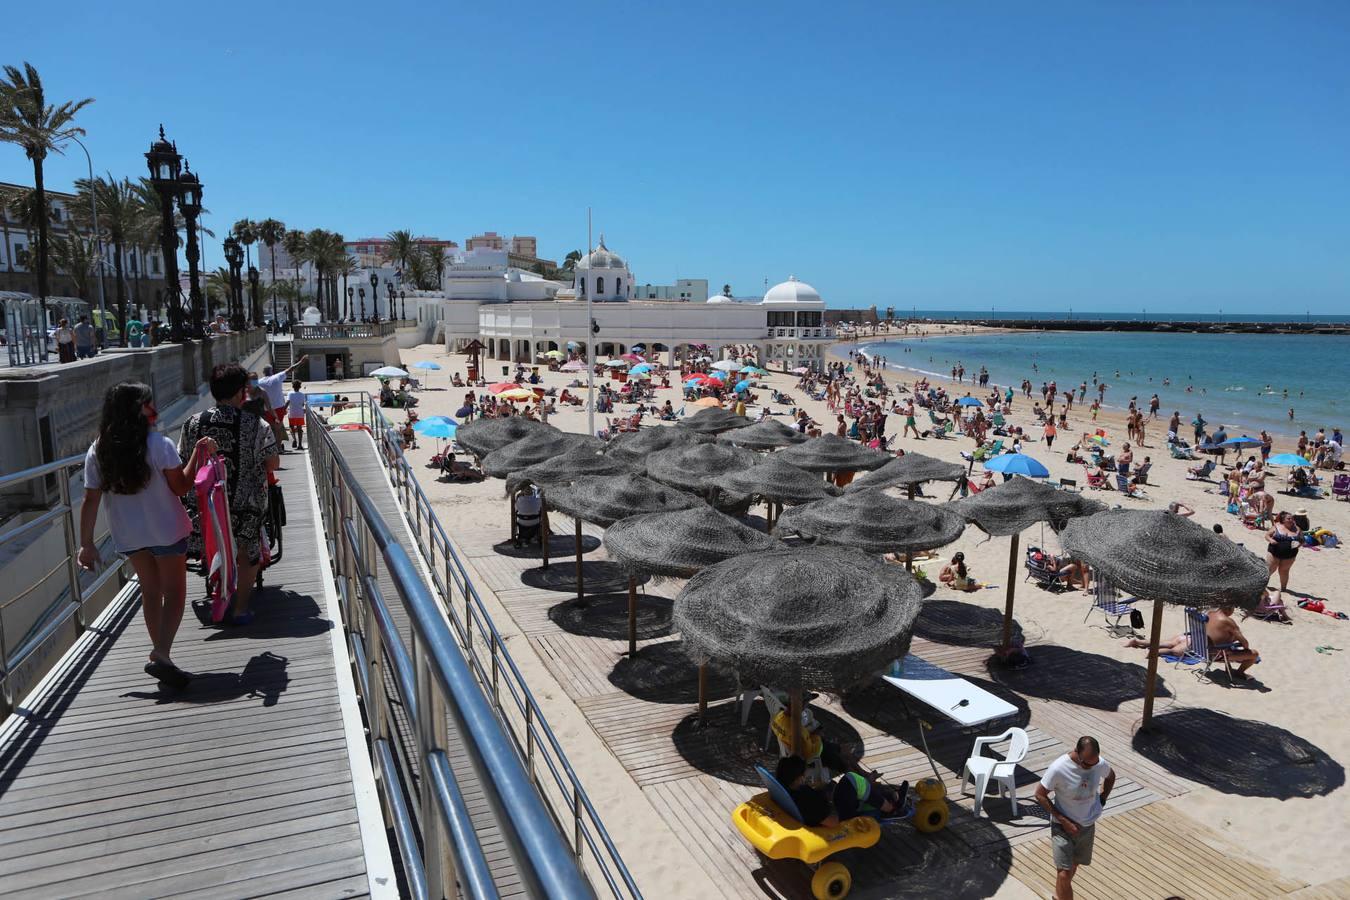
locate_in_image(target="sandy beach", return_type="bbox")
[303,334,1350,898]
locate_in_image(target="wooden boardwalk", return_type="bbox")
[329,431,528,898]
[0,449,391,899]
[440,499,1317,900]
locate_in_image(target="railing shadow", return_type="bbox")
[1133,708,1344,799]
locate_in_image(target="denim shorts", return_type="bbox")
[126,537,189,558]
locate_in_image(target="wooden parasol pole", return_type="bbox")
[697,664,708,723]
[575,518,584,601]
[1141,597,1165,728]
[1001,532,1020,649]
[508,488,517,543]
[627,575,638,657]
[905,484,917,571]
[788,689,803,757]
[540,499,549,569]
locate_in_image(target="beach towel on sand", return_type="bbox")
[195,456,237,623]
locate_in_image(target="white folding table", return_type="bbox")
[882,654,1019,728]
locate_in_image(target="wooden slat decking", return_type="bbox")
[328,431,528,898]
[0,450,382,899]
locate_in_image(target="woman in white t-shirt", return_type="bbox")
[78,382,217,688]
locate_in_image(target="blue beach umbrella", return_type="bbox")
[630,363,655,374]
[1268,453,1311,467]
[414,420,458,439]
[984,453,1050,478]
[308,393,335,405]
[419,415,456,426]
[733,381,751,392]
[411,360,442,371]
[1220,436,1262,451]
[957,397,983,407]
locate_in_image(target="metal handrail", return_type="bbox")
[310,394,641,899]
[0,453,122,716]
[307,407,599,900]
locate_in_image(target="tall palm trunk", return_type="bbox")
[31,156,50,321]
[112,240,128,346]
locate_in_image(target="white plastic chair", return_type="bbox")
[960,727,1029,818]
[761,689,827,784]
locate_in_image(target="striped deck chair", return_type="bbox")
[1172,607,1241,684]
[1083,576,1136,633]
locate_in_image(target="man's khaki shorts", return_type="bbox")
[1051,822,1096,869]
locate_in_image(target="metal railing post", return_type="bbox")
[56,474,86,632]
[416,636,457,899]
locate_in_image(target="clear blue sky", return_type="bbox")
[5,1,1348,312]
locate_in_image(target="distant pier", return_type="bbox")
[955,318,1349,335]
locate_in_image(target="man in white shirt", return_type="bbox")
[285,380,307,450]
[258,355,309,420]
[1035,736,1114,900]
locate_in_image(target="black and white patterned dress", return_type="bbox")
[179,404,279,560]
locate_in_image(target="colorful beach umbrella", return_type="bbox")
[410,360,442,371]
[371,366,409,379]
[414,420,458,439]
[790,366,810,375]
[561,360,587,372]
[694,397,723,408]
[604,358,629,368]
[1220,436,1263,451]
[621,353,643,363]
[1268,453,1311,467]
[711,359,741,372]
[733,381,750,392]
[630,363,655,374]
[983,453,1050,478]
[499,388,536,401]
[488,382,521,394]
[326,407,370,426]
[308,393,335,405]
[957,397,983,407]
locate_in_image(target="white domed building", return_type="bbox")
[760,275,829,369]
[571,236,632,302]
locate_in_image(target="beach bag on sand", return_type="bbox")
[1130,609,1145,630]
[195,455,237,624]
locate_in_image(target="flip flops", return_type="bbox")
[144,660,192,690]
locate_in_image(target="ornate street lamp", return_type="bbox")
[178,162,206,337]
[385,281,394,323]
[358,286,366,320]
[145,126,184,341]
[247,265,261,328]
[346,286,353,321]
[369,271,379,323]
[399,289,406,321]
[222,235,243,329]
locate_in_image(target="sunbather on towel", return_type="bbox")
[1123,633,1191,656]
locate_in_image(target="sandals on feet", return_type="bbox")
[144,661,192,690]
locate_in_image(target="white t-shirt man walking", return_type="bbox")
[1036,736,1114,900]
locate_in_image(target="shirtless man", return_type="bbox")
[1123,606,1258,679]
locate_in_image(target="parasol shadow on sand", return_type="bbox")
[1133,709,1344,799]
[491,533,601,560]
[986,644,1172,712]
[609,640,739,704]
[914,600,1024,649]
[547,592,675,642]
[520,560,644,596]
[603,507,780,655]
[1062,509,1268,728]
[454,415,555,458]
[668,700,864,787]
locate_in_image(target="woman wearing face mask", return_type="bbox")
[78,382,217,687]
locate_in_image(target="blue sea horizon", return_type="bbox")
[828,307,1350,325]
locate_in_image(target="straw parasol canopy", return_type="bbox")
[716,418,808,451]
[709,456,840,507]
[505,443,635,495]
[1061,510,1267,610]
[455,416,554,458]
[675,406,753,435]
[1061,509,1268,727]
[545,473,705,529]
[605,426,710,465]
[674,546,924,695]
[847,452,966,494]
[604,507,781,656]
[605,507,781,579]
[949,477,1107,536]
[776,489,967,555]
[481,431,602,478]
[775,434,891,473]
[644,443,759,500]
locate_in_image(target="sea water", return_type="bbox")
[852,331,1349,439]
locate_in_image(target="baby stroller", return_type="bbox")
[257,480,286,589]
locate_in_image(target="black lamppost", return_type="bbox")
[358,286,366,320]
[386,282,394,322]
[346,286,353,321]
[399,289,406,321]
[247,266,261,328]
[369,271,380,323]
[178,162,205,337]
[222,235,243,330]
[145,126,184,341]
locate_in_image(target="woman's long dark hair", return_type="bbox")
[95,382,154,494]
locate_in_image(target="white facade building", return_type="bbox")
[632,278,709,302]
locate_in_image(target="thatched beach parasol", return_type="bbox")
[603,507,781,655]
[644,443,759,508]
[949,477,1107,651]
[674,406,753,435]
[503,446,635,566]
[716,418,808,451]
[1061,508,1268,727]
[674,545,924,751]
[546,473,705,599]
[776,433,891,475]
[480,431,602,479]
[708,455,839,528]
[776,488,967,557]
[605,426,710,465]
[454,415,554,459]
[847,452,966,496]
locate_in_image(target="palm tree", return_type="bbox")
[336,253,359,320]
[405,247,434,291]
[205,266,233,316]
[382,228,417,277]
[0,62,94,323]
[281,229,308,321]
[256,218,285,296]
[49,232,98,301]
[231,218,258,269]
[267,279,299,325]
[424,244,449,288]
[0,184,48,281]
[305,229,346,320]
[74,174,147,346]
